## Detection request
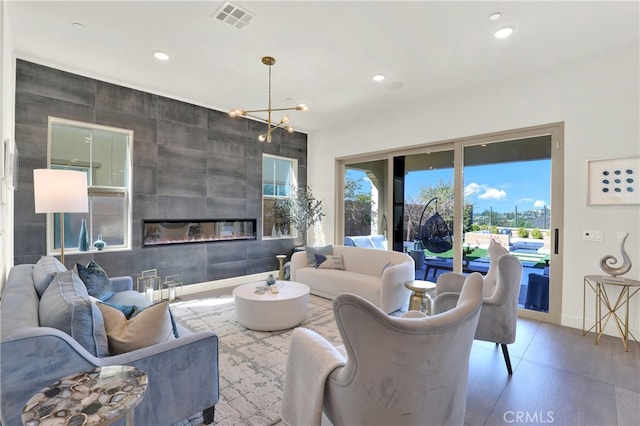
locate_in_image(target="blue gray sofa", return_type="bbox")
[0,258,219,426]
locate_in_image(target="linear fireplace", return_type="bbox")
[143,219,257,247]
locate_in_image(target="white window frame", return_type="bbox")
[47,117,133,254]
[262,153,298,239]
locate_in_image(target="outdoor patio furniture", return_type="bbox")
[418,197,452,254]
[525,272,549,312]
[424,257,489,280]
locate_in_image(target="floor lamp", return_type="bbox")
[33,169,89,265]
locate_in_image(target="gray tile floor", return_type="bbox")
[183,288,639,426]
[468,318,639,426]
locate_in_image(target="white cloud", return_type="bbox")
[464,182,482,196]
[517,197,534,204]
[479,188,507,201]
[534,200,547,208]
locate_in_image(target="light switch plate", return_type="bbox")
[583,230,603,241]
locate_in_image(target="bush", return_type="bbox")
[471,223,480,231]
[518,227,529,238]
[490,226,498,234]
[531,228,543,239]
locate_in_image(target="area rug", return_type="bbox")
[170,294,342,426]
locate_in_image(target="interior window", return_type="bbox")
[48,117,132,253]
[262,154,297,238]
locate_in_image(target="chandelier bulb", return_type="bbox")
[229,108,244,118]
[281,115,289,123]
[296,104,310,112]
[286,126,294,133]
[258,134,266,142]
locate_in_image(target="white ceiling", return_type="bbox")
[7,1,640,134]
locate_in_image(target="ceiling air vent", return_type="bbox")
[213,2,255,29]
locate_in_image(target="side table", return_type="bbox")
[276,254,287,280]
[583,275,640,351]
[405,279,436,315]
[22,365,148,426]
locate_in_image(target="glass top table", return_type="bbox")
[22,365,148,426]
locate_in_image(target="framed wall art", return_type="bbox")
[587,156,640,205]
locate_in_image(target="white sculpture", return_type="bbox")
[600,233,632,277]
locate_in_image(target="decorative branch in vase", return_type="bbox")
[287,186,325,246]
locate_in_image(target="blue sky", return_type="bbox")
[349,159,551,214]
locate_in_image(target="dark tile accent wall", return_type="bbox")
[14,59,308,287]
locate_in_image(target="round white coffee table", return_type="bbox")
[233,281,310,331]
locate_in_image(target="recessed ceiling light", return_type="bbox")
[372,73,385,82]
[489,12,502,21]
[153,50,170,61]
[494,26,515,39]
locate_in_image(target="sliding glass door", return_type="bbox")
[336,123,563,324]
[463,137,552,315]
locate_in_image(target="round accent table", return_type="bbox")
[21,365,147,426]
[405,279,437,315]
[233,281,310,331]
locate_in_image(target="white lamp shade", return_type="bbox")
[33,169,89,213]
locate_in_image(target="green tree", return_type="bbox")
[404,195,423,241]
[344,174,372,236]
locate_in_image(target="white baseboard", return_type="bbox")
[143,270,280,300]
[181,270,280,295]
[562,313,640,342]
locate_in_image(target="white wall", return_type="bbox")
[0,0,16,289]
[308,46,640,335]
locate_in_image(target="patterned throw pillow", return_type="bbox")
[76,261,115,301]
[97,301,176,355]
[305,245,333,267]
[314,254,345,270]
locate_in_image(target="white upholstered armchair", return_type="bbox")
[433,241,523,375]
[281,273,484,426]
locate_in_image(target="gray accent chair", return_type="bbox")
[433,252,523,375]
[283,273,483,426]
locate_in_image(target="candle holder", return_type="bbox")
[137,269,160,303]
[163,274,183,302]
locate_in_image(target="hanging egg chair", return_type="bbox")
[418,197,453,253]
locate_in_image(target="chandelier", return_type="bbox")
[229,56,309,143]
